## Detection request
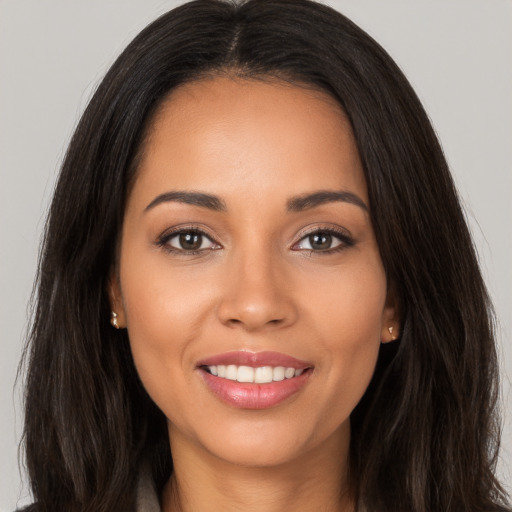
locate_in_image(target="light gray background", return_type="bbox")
[1,1,511,510]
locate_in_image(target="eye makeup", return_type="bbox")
[155,222,355,257]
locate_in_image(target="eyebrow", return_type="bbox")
[144,191,227,212]
[144,189,368,214]
[286,190,368,213]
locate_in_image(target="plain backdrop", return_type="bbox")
[1,0,511,510]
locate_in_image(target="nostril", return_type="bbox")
[218,295,297,331]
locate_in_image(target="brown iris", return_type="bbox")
[179,232,203,250]
[309,233,332,250]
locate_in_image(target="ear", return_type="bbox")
[108,270,127,329]
[380,286,400,343]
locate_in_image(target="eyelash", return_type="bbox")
[156,226,354,256]
[156,226,219,256]
[292,227,354,255]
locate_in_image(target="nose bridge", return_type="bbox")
[217,240,296,331]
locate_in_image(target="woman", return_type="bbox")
[19,0,510,511]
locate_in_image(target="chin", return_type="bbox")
[186,413,349,469]
[205,436,310,468]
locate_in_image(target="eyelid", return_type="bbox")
[291,225,354,252]
[155,223,353,255]
[156,224,222,253]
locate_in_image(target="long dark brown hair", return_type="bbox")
[20,1,510,511]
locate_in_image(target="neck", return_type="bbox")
[161,424,354,512]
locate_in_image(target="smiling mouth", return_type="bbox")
[196,351,313,408]
[199,366,313,409]
[202,364,307,383]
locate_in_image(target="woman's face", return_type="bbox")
[111,77,397,467]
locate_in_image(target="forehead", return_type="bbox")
[130,76,367,210]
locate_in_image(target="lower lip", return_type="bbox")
[199,369,312,409]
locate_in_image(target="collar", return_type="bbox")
[136,462,161,512]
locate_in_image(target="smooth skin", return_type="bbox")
[110,76,399,512]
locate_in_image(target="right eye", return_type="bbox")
[160,229,219,253]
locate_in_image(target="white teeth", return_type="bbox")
[284,367,295,379]
[236,366,254,383]
[206,364,306,383]
[225,365,238,380]
[255,366,273,383]
[272,366,285,381]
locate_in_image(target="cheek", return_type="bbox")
[308,257,386,341]
[118,247,216,402]
[121,238,214,333]
[304,260,386,410]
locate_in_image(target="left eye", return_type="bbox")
[294,231,345,251]
[165,230,218,251]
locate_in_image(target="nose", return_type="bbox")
[217,249,298,332]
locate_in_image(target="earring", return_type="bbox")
[111,311,120,329]
[388,326,397,340]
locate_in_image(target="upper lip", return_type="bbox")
[196,351,313,369]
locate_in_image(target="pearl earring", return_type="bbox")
[111,311,120,329]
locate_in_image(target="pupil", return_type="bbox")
[179,232,202,250]
[310,233,332,250]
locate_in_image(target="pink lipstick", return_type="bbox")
[197,351,313,409]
